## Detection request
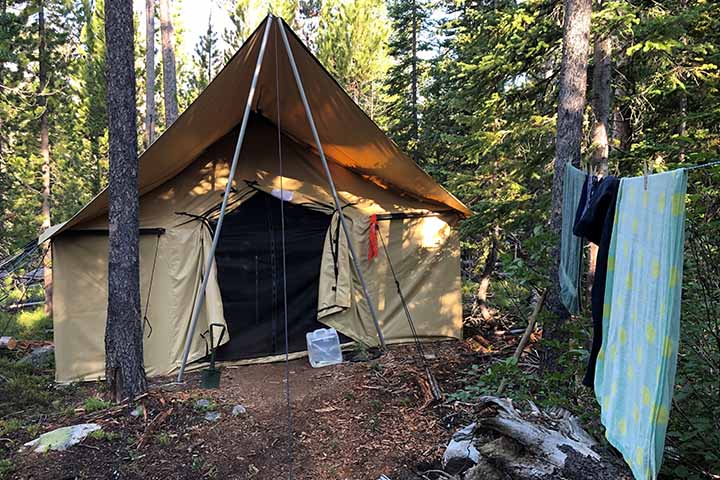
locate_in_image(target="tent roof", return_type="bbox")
[41,16,470,244]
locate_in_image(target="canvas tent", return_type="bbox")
[41,17,471,383]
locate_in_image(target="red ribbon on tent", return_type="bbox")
[368,214,379,261]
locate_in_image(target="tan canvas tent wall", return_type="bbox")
[43,17,470,382]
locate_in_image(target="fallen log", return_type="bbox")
[442,396,633,480]
[0,336,17,350]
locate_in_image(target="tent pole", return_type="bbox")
[176,16,273,382]
[277,18,386,350]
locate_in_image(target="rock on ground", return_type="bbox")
[23,423,101,453]
[204,411,221,422]
[17,345,54,369]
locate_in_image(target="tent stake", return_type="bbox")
[176,16,273,382]
[277,18,386,350]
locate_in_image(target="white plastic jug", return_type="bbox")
[306,327,343,368]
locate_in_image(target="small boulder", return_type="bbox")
[17,345,54,369]
[204,411,221,422]
[443,423,480,475]
[23,423,101,453]
[231,405,247,416]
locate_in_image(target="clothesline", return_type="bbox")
[579,159,720,177]
[684,159,720,171]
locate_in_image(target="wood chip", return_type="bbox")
[313,406,338,413]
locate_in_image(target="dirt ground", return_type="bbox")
[8,341,479,480]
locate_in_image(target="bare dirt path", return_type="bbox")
[11,342,475,480]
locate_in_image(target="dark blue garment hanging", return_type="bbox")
[573,175,620,388]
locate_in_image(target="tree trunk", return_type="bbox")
[0,0,6,256]
[38,0,53,318]
[677,0,687,164]
[476,226,499,322]
[0,113,4,257]
[611,81,631,154]
[105,0,147,401]
[92,137,102,194]
[590,35,610,176]
[545,0,592,365]
[410,0,418,160]
[145,0,156,148]
[587,31,611,296]
[678,92,687,163]
[159,0,178,127]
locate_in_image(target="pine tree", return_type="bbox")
[545,0,592,365]
[38,0,53,316]
[144,0,156,148]
[384,0,428,159]
[586,3,612,292]
[104,0,147,401]
[222,0,298,62]
[159,0,178,126]
[297,0,320,49]
[191,13,222,94]
[316,0,391,118]
[0,0,27,256]
[81,0,108,194]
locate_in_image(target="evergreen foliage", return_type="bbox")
[316,0,391,118]
[190,13,222,94]
[383,0,428,157]
[221,0,299,62]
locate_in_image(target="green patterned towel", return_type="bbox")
[560,164,586,314]
[595,169,687,480]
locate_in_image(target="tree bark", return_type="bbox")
[587,31,611,296]
[611,81,631,154]
[105,0,147,401]
[677,92,687,163]
[410,0,418,159]
[159,0,178,126]
[0,0,6,256]
[545,0,592,364]
[677,0,688,164]
[144,0,156,148]
[590,35,610,176]
[38,0,53,317]
[476,226,499,322]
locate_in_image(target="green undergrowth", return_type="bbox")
[0,307,53,341]
[83,396,112,413]
[0,354,94,480]
[0,357,56,415]
[449,318,603,436]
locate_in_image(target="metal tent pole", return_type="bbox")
[176,16,273,382]
[277,17,386,349]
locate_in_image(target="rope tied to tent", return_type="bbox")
[142,232,162,338]
[376,224,443,402]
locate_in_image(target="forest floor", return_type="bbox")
[1,340,513,480]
